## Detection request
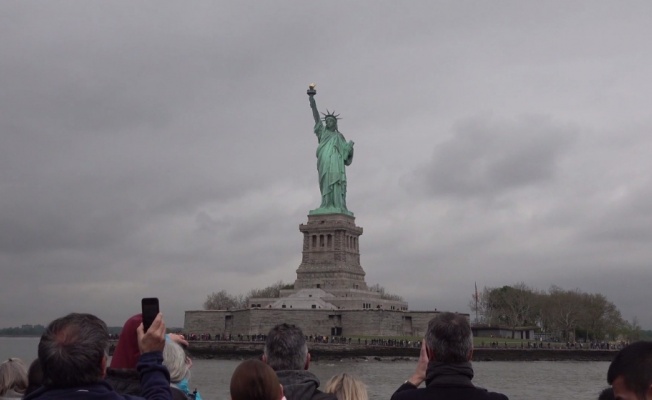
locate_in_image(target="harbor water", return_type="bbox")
[0,337,610,400]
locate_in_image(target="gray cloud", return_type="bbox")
[409,115,576,199]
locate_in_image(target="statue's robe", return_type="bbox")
[312,120,353,215]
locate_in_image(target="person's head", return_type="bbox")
[324,373,368,400]
[24,358,43,396]
[38,313,109,388]
[598,387,615,400]
[0,358,28,396]
[110,314,143,369]
[607,341,652,400]
[263,323,309,371]
[424,312,473,363]
[230,359,283,400]
[163,338,191,384]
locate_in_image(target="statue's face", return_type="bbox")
[325,117,337,130]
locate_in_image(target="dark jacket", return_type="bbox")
[105,368,142,396]
[24,352,173,400]
[105,367,188,400]
[391,362,508,400]
[275,370,337,400]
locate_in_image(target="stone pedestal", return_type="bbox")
[294,214,368,292]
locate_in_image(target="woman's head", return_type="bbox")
[324,373,368,400]
[162,338,190,384]
[230,359,282,400]
[0,358,28,396]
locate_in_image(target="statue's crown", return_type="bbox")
[321,110,341,121]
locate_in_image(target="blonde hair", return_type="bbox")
[0,358,28,396]
[324,373,368,400]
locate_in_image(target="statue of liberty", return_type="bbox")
[307,84,354,216]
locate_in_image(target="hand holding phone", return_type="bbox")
[141,297,159,333]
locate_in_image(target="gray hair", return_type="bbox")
[38,313,109,388]
[264,324,308,371]
[162,339,190,383]
[425,312,473,363]
[0,358,28,396]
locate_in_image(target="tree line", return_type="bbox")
[469,282,644,342]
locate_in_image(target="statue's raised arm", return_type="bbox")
[307,83,320,124]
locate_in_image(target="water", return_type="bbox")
[1,337,610,400]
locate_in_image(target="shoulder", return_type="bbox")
[474,385,508,400]
[171,387,193,400]
[391,386,427,400]
[470,387,509,400]
[105,369,142,396]
[486,391,509,400]
[311,391,338,400]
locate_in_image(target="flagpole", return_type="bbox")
[475,282,479,324]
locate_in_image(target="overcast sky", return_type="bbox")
[2,1,651,330]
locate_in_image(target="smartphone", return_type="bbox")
[141,297,159,332]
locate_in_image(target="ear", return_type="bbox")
[279,384,284,400]
[261,354,267,364]
[304,352,311,370]
[467,348,474,361]
[425,346,435,361]
[101,354,108,378]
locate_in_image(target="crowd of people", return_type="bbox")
[183,333,423,349]
[184,332,625,352]
[1,311,650,400]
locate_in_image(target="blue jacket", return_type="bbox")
[24,352,173,400]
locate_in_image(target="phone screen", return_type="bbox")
[141,297,159,332]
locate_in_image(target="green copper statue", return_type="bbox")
[307,84,354,216]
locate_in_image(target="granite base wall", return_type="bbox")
[184,309,443,337]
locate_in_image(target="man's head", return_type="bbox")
[607,341,652,400]
[38,313,109,388]
[424,312,473,363]
[263,323,309,371]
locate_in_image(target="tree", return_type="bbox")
[577,293,624,341]
[368,283,404,301]
[623,317,642,341]
[470,283,539,332]
[540,286,584,341]
[203,290,246,310]
[470,283,627,342]
[246,281,292,300]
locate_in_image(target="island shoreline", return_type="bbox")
[152,341,617,362]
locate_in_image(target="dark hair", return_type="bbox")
[598,387,615,400]
[425,312,473,363]
[230,359,281,400]
[264,323,308,371]
[38,313,109,388]
[24,358,43,396]
[607,341,652,398]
